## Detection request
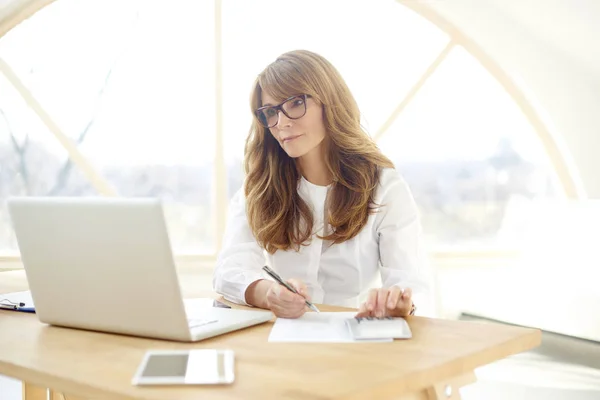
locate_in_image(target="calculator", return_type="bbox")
[345,316,412,340]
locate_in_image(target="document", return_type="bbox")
[268,312,392,343]
[0,290,35,312]
[0,290,34,307]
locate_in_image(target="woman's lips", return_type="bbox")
[282,135,302,143]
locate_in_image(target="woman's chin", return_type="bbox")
[283,148,305,159]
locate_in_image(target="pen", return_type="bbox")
[0,303,35,313]
[262,265,320,313]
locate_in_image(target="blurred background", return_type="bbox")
[1,0,599,398]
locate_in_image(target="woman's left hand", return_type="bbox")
[356,286,413,318]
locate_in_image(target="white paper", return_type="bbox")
[268,312,392,343]
[0,290,34,307]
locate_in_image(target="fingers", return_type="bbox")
[355,287,414,318]
[270,302,306,319]
[359,288,389,318]
[268,298,306,318]
[267,284,304,306]
[287,278,311,302]
[266,280,308,319]
[376,289,389,317]
[400,287,413,315]
[393,287,413,317]
[365,288,378,312]
[387,286,402,311]
[355,302,369,318]
[275,284,301,303]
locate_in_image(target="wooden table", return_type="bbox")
[0,271,541,400]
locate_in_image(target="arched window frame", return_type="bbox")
[0,0,582,268]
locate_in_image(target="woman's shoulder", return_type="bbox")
[374,166,417,205]
[377,167,408,191]
[227,185,249,214]
[372,168,419,227]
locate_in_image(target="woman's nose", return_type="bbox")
[276,110,292,128]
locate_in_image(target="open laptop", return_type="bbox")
[7,197,273,342]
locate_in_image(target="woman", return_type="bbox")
[213,49,433,319]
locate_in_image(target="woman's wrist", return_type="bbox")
[245,279,274,309]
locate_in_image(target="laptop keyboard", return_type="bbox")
[188,318,218,329]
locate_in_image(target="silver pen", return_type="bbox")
[262,265,320,313]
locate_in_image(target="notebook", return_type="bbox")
[345,316,412,340]
[0,290,35,313]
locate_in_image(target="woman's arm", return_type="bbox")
[212,187,268,306]
[213,187,311,318]
[244,279,273,308]
[375,169,434,316]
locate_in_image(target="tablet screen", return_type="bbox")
[142,353,189,377]
[133,349,234,385]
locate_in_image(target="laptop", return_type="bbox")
[7,196,273,342]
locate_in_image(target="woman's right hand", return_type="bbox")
[265,278,309,319]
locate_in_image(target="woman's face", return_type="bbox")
[261,92,327,159]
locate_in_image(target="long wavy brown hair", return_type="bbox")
[244,50,394,254]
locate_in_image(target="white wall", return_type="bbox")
[425,0,600,198]
[421,0,600,341]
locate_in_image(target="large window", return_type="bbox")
[0,0,216,254]
[0,0,567,258]
[376,46,564,248]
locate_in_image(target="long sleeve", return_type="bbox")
[212,187,266,305]
[376,170,435,317]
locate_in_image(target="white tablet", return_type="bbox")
[131,349,235,385]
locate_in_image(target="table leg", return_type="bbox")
[22,383,47,400]
[49,390,88,400]
[21,386,87,400]
[425,372,476,400]
[398,372,476,400]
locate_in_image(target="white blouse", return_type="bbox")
[212,168,434,316]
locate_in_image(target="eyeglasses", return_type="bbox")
[255,94,308,128]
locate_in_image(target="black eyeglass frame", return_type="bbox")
[254,94,310,128]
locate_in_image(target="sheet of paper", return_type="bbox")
[268,312,392,343]
[0,290,34,307]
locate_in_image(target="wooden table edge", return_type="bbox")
[3,294,542,400]
[339,326,542,400]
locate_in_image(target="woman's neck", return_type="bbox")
[297,145,332,187]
